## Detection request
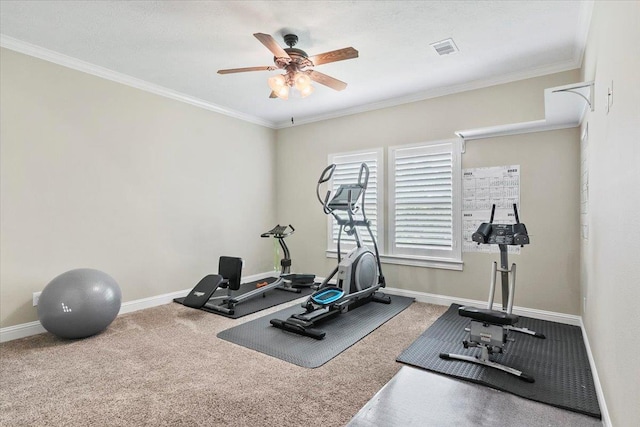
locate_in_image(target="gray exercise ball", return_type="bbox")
[37,268,122,339]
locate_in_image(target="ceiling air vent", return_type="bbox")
[430,38,459,56]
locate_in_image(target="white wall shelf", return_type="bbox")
[455,81,594,144]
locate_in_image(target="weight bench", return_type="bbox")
[439,204,543,383]
[440,306,534,383]
[175,256,244,313]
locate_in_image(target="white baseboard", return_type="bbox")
[0,321,47,343]
[119,271,275,315]
[0,271,274,343]
[384,287,582,326]
[579,318,611,427]
[0,277,581,342]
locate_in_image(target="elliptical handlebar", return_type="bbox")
[358,163,369,189]
[318,164,336,184]
[261,224,295,238]
[357,163,369,220]
[317,164,336,212]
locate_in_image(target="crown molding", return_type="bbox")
[573,0,595,69]
[274,58,581,129]
[2,34,583,131]
[275,2,594,129]
[0,35,275,129]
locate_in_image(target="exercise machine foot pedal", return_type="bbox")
[269,319,326,340]
[310,286,344,305]
[372,292,392,304]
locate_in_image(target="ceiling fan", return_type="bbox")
[217,33,358,99]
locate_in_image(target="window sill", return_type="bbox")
[325,250,463,271]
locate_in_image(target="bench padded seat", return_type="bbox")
[458,306,519,326]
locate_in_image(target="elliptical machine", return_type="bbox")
[270,162,391,339]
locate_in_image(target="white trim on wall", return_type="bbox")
[0,35,273,129]
[0,321,48,343]
[383,287,582,326]
[579,317,612,427]
[271,60,582,129]
[0,271,274,343]
[1,35,582,131]
[1,274,583,341]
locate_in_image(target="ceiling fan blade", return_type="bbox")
[307,70,348,91]
[217,66,275,74]
[269,91,278,98]
[308,47,358,66]
[254,33,291,59]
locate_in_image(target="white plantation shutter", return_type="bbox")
[389,140,462,260]
[327,150,383,250]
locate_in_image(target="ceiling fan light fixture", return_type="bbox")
[268,74,287,91]
[293,72,311,91]
[299,84,315,98]
[274,85,289,100]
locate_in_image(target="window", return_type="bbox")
[326,140,462,270]
[326,149,383,252]
[388,139,462,265]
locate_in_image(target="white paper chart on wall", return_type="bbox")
[463,165,521,254]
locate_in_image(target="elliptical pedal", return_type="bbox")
[269,318,326,340]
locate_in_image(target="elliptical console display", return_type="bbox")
[472,204,530,246]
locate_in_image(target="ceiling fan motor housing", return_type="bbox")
[276,47,312,71]
[283,34,298,48]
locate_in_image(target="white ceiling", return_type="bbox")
[0,1,593,129]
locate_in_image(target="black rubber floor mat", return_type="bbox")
[174,277,316,319]
[396,304,601,419]
[218,295,414,368]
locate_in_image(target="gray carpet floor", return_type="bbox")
[0,299,601,426]
[0,299,444,426]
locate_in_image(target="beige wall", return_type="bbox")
[0,48,278,327]
[580,2,640,425]
[275,70,582,315]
